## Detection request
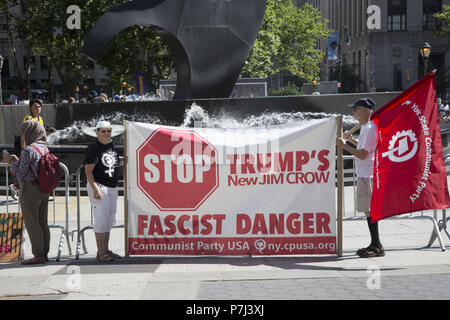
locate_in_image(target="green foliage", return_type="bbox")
[434,5,450,44]
[1,0,124,96]
[241,1,331,83]
[434,5,450,91]
[1,0,169,95]
[98,25,173,93]
[268,82,302,96]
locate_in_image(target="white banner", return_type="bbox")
[127,117,337,255]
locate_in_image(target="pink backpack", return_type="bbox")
[30,145,61,194]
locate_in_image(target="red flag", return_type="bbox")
[370,71,450,222]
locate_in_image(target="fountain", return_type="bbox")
[46,102,359,145]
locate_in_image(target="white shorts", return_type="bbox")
[87,183,118,233]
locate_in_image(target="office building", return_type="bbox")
[306,0,450,97]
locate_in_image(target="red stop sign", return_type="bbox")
[137,128,219,211]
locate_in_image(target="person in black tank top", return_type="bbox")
[84,121,122,262]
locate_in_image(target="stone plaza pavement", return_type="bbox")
[0,194,449,301]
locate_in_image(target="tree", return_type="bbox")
[21,0,59,102]
[28,0,125,98]
[241,1,331,83]
[240,1,280,78]
[0,0,128,99]
[97,25,173,94]
[0,0,24,81]
[434,5,450,93]
[0,0,40,99]
[434,5,450,44]
[25,0,173,96]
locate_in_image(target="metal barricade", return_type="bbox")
[74,164,124,259]
[441,209,450,241]
[51,162,72,260]
[0,161,72,261]
[427,209,450,248]
[340,155,448,251]
[0,162,20,216]
[426,155,450,248]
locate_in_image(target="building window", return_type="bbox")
[23,56,36,70]
[393,64,402,91]
[41,56,48,70]
[423,0,442,31]
[86,60,95,70]
[388,0,407,31]
[0,14,8,31]
[1,58,9,78]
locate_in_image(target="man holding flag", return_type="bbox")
[337,98,385,258]
[338,71,450,258]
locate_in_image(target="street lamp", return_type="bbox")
[0,55,4,105]
[420,42,432,76]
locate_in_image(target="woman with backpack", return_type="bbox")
[2,120,51,265]
[9,99,47,200]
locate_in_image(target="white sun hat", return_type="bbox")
[82,120,124,138]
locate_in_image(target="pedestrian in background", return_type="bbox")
[336,98,385,258]
[23,98,44,126]
[2,121,51,264]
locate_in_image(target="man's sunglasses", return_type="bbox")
[98,129,112,134]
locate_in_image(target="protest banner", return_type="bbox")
[0,212,24,262]
[126,117,337,255]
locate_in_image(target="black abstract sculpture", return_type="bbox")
[83,0,267,100]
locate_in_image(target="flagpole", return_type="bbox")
[123,120,129,258]
[348,123,361,135]
[336,116,343,257]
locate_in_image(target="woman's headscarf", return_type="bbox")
[20,120,46,146]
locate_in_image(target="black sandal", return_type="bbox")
[357,245,385,258]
